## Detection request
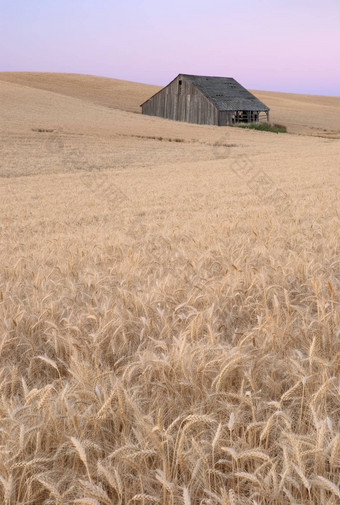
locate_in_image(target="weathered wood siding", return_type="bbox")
[142,75,218,125]
[218,111,233,126]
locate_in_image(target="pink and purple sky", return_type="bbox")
[1,0,339,96]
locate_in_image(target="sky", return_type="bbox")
[1,0,339,96]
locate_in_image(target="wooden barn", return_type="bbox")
[141,74,270,126]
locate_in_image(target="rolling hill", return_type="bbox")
[1,71,339,136]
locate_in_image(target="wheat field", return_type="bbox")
[0,73,339,505]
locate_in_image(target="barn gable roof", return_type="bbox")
[181,74,269,112]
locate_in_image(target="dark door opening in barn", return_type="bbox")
[232,111,247,123]
[232,111,259,124]
[241,111,248,123]
[232,112,240,124]
[248,111,258,123]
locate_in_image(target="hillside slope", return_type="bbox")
[253,89,340,136]
[2,76,339,180]
[0,72,159,113]
[0,72,339,136]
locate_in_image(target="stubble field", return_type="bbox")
[0,73,339,504]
